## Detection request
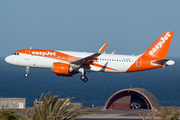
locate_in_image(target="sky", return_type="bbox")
[1,0,180,57]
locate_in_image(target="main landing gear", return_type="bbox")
[80,68,88,82]
[24,67,29,77]
[80,75,88,82]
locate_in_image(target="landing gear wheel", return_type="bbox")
[83,77,88,82]
[25,73,29,77]
[80,75,85,80]
[80,75,88,82]
[25,67,30,77]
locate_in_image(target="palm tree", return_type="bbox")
[0,109,24,120]
[26,92,91,120]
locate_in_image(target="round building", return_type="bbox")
[104,87,159,110]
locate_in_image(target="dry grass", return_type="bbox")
[139,107,180,120]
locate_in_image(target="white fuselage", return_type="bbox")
[5,50,140,73]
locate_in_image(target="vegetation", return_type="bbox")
[26,91,92,120]
[0,109,24,120]
[139,107,180,120]
[0,92,91,120]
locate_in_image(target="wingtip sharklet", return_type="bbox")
[99,42,108,53]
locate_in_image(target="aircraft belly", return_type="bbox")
[89,62,133,73]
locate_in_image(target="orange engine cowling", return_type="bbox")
[53,63,72,77]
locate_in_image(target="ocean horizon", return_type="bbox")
[0,56,180,107]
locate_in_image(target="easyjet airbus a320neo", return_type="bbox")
[5,31,175,82]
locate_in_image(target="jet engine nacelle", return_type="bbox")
[53,63,73,77]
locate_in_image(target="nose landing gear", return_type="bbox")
[24,67,29,77]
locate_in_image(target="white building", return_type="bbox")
[0,98,26,109]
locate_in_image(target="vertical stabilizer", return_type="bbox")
[142,31,174,59]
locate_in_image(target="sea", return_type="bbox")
[0,57,180,107]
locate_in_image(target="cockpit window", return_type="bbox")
[12,53,19,55]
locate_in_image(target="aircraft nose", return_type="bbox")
[5,56,12,64]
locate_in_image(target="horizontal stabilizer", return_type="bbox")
[152,59,170,65]
[152,59,175,66]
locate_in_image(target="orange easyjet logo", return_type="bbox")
[149,32,171,57]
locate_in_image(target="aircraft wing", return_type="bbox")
[70,42,108,67]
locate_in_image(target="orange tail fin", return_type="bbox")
[142,31,174,59]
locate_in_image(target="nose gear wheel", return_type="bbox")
[25,67,29,77]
